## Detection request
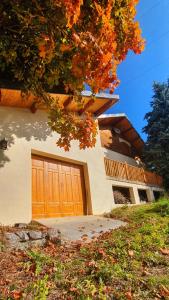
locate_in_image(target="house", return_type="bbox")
[0,88,163,226]
[98,114,163,204]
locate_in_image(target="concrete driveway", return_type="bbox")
[38,216,126,242]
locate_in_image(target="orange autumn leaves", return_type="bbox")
[62,0,145,93]
[49,110,98,151]
[36,0,144,150]
[64,0,83,27]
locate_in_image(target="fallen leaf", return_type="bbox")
[82,236,88,241]
[111,257,117,263]
[128,250,134,257]
[79,269,85,274]
[81,234,88,238]
[125,290,132,300]
[70,287,78,292]
[160,248,169,256]
[160,285,169,297]
[86,260,97,268]
[98,248,106,256]
[142,269,151,276]
[11,290,22,299]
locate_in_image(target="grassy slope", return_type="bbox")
[0,199,169,300]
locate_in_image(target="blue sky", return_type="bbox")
[107,0,169,140]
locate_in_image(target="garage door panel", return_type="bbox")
[33,169,44,201]
[32,157,44,167]
[59,173,75,215]
[32,160,46,218]
[71,173,84,215]
[32,156,86,218]
[65,174,73,203]
[47,171,60,202]
[71,165,81,175]
[60,162,72,173]
[47,161,59,171]
[46,169,62,217]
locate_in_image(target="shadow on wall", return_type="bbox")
[0,150,10,167]
[0,109,52,167]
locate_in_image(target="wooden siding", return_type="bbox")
[98,116,144,154]
[100,127,138,157]
[104,158,163,187]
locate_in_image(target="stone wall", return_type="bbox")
[0,225,61,250]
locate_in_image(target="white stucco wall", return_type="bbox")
[0,107,114,225]
[103,148,138,166]
[107,177,163,204]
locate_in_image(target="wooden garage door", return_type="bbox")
[32,155,86,218]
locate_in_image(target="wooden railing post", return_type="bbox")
[104,157,162,188]
[125,162,129,180]
[141,168,146,183]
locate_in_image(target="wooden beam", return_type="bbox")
[111,117,125,127]
[122,126,133,134]
[78,99,95,115]
[94,100,114,117]
[63,96,73,108]
[131,136,140,143]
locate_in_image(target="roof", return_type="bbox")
[98,113,145,154]
[0,88,119,117]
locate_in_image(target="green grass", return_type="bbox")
[1,198,169,300]
[108,197,169,221]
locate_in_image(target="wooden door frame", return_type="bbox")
[31,150,93,217]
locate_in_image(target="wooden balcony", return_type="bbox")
[104,158,163,187]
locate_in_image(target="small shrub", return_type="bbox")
[0,240,5,251]
[27,251,51,276]
[32,275,49,300]
[151,198,169,216]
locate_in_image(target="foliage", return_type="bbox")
[27,250,52,276]
[0,241,5,251]
[109,197,169,221]
[0,0,144,150]
[1,199,169,299]
[151,197,169,217]
[31,275,49,300]
[143,80,169,189]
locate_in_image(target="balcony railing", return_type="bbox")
[104,158,163,187]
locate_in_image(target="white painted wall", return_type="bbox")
[103,148,138,166]
[107,176,163,204]
[0,107,114,225]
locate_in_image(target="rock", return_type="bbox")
[47,229,61,245]
[14,223,28,229]
[42,231,48,239]
[4,232,21,248]
[47,228,60,239]
[15,231,29,242]
[29,238,46,248]
[4,232,20,241]
[28,230,42,240]
[15,242,30,251]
